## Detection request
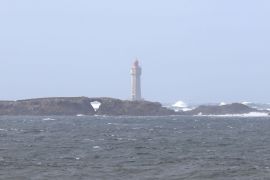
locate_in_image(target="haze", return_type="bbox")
[0,0,270,104]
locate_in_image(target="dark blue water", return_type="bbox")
[0,116,270,180]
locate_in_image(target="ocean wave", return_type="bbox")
[219,102,227,106]
[242,102,252,105]
[42,118,56,121]
[169,100,195,112]
[172,101,187,108]
[196,112,269,117]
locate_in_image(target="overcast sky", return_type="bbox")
[0,0,270,103]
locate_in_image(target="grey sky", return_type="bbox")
[0,0,270,103]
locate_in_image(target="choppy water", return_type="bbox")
[1,116,270,180]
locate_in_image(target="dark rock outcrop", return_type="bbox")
[0,97,96,116]
[0,97,175,116]
[93,98,175,116]
[183,103,258,115]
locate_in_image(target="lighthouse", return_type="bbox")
[131,60,142,101]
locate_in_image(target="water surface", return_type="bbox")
[0,116,270,180]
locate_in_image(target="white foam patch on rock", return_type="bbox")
[242,102,252,105]
[91,101,101,112]
[219,102,227,106]
[182,108,193,112]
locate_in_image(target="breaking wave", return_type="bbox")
[196,112,269,117]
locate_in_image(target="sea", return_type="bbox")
[1,116,270,180]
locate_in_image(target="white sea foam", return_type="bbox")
[242,102,252,105]
[182,108,193,112]
[219,102,227,106]
[197,112,269,117]
[172,101,187,108]
[171,101,194,112]
[42,118,56,121]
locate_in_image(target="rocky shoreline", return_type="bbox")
[0,97,266,116]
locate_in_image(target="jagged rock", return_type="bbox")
[0,97,96,116]
[183,103,258,115]
[0,97,175,116]
[94,98,175,116]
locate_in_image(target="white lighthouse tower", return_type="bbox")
[131,60,142,101]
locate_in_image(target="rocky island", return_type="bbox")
[182,103,262,116]
[0,97,174,116]
[0,97,266,116]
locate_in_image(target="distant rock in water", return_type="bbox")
[95,98,175,116]
[183,103,259,115]
[0,97,175,116]
[0,97,96,116]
